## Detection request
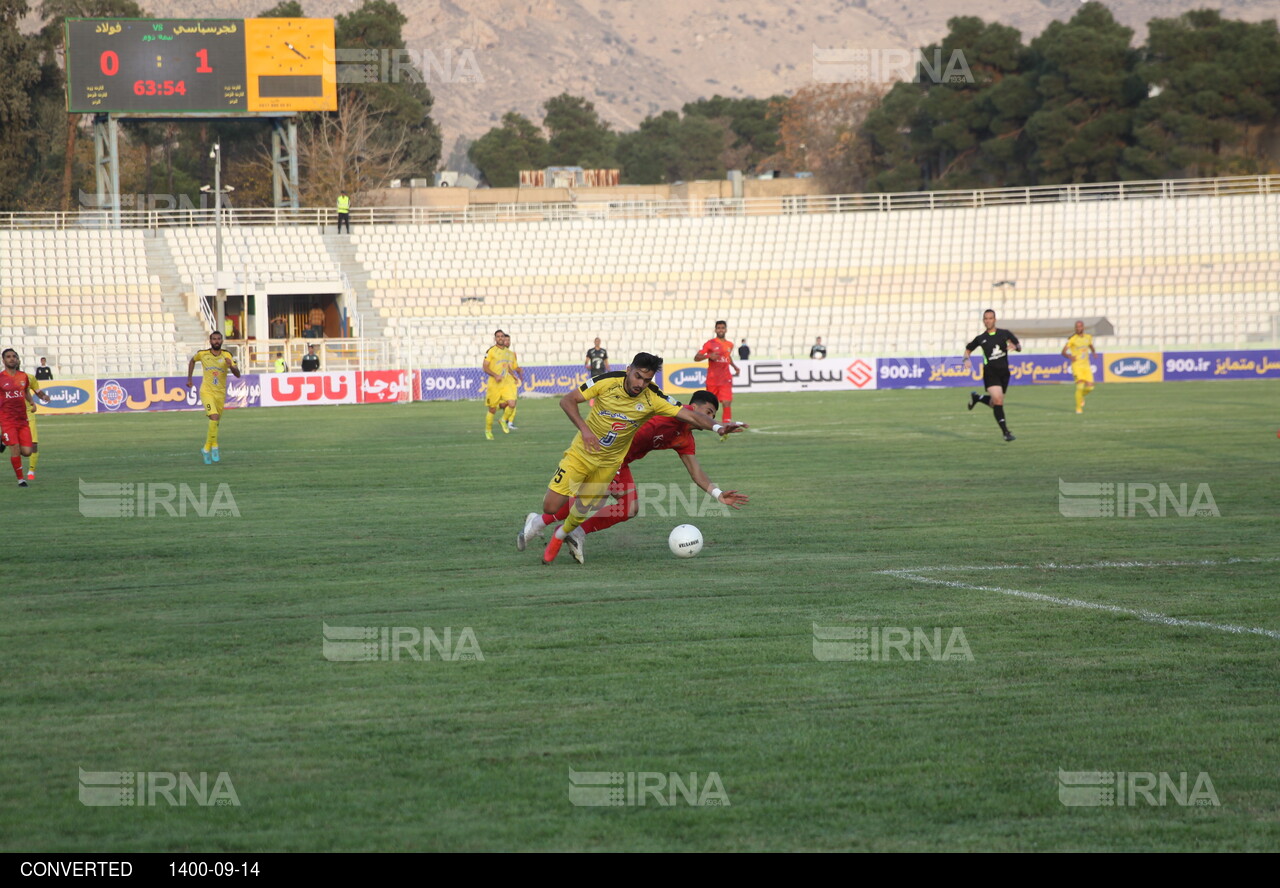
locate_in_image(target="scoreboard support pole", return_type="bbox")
[271,117,300,212]
[90,112,298,228]
[93,114,122,230]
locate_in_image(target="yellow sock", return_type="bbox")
[1075,382,1086,411]
[562,502,595,535]
[485,412,494,433]
[504,406,516,424]
[28,452,38,471]
[206,420,219,449]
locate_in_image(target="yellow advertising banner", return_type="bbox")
[1103,353,1164,383]
[33,379,98,414]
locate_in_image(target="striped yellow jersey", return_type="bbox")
[1065,333,1093,365]
[569,372,683,461]
[194,349,234,394]
[484,345,518,388]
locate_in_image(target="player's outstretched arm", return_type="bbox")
[678,452,749,509]
[560,388,602,452]
[674,406,746,437]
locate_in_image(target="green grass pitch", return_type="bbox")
[2,380,1277,851]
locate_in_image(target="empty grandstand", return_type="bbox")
[2,175,1276,376]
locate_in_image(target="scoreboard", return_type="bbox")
[66,18,337,114]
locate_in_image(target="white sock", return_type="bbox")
[554,526,566,540]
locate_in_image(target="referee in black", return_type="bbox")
[964,309,1021,441]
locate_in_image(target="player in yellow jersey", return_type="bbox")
[186,331,241,464]
[501,332,523,431]
[482,330,523,439]
[1061,321,1096,414]
[525,352,746,564]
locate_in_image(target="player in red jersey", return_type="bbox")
[694,320,740,423]
[518,390,748,563]
[0,348,51,486]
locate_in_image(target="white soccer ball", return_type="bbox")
[668,524,704,558]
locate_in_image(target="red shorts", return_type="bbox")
[1,420,33,449]
[706,379,733,403]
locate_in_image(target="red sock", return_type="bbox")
[580,509,631,535]
[544,503,572,525]
[10,456,22,479]
[723,404,733,422]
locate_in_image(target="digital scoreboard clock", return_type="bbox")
[66,18,336,114]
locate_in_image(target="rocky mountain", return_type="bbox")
[39,1,1276,159]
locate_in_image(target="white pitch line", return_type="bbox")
[879,566,1280,641]
[882,557,1280,573]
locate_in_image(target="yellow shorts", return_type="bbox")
[1072,363,1094,384]
[203,390,226,418]
[485,381,517,409]
[548,445,622,508]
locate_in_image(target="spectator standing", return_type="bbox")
[34,358,53,381]
[301,345,320,372]
[308,306,325,338]
[810,337,827,359]
[336,191,351,233]
[738,339,751,361]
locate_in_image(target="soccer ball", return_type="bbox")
[668,524,704,558]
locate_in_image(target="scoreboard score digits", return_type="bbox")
[66,18,336,114]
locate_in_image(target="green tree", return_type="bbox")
[1024,2,1144,184]
[1124,10,1280,179]
[861,82,926,192]
[0,0,43,209]
[542,93,617,169]
[861,15,1037,191]
[468,112,550,187]
[683,94,782,173]
[616,110,726,184]
[36,0,149,210]
[335,0,442,180]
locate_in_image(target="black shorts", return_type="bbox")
[983,366,1011,391]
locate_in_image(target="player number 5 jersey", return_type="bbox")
[576,372,683,455]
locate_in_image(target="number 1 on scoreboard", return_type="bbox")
[195,48,212,73]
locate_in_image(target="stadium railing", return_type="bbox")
[2,175,1276,231]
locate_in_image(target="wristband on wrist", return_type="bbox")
[713,423,724,433]
[709,487,723,500]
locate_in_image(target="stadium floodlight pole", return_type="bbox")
[201,143,234,337]
[213,143,224,336]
